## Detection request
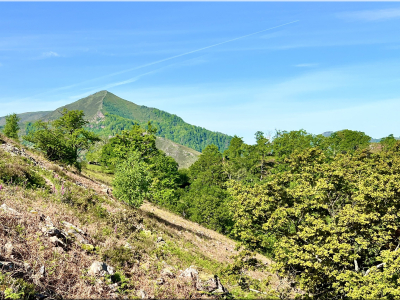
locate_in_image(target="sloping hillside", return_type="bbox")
[43,91,106,122]
[0,111,51,127]
[26,91,232,152]
[0,134,289,299]
[155,137,200,169]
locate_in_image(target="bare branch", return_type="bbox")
[354,259,359,272]
[364,263,386,276]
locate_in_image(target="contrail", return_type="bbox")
[99,20,300,78]
[27,20,299,100]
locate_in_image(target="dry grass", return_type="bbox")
[0,134,293,299]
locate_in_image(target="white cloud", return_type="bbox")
[295,63,318,68]
[338,8,400,21]
[41,51,60,58]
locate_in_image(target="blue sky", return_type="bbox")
[1,2,400,143]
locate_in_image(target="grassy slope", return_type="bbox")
[0,111,51,126]
[101,91,232,152]
[0,135,287,299]
[155,137,200,169]
[43,91,106,121]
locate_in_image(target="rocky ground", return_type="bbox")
[0,135,293,299]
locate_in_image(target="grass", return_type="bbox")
[0,134,289,299]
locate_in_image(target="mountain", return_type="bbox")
[1,91,233,167]
[43,91,232,153]
[0,111,51,126]
[321,131,334,137]
[28,90,232,153]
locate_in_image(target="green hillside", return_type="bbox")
[100,91,232,152]
[0,111,51,126]
[28,90,232,152]
[155,136,201,169]
[44,90,106,121]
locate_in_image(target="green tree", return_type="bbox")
[24,109,100,169]
[113,151,152,208]
[380,134,398,151]
[272,129,325,161]
[229,146,400,299]
[3,113,20,140]
[101,122,182,208]
[249,131,273,180]
[223,136,249,181]
[100,122,158,170]
[328,129,371,155]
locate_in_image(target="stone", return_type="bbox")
[67,230,87,244]
[88,261,115,277]
[161,267,175,278]
[49,236,66,248]
[39,265,46,275]
[199,275,228,294]
[0,204,21,216]
[137,290,146,299]
[156,236,165,243]
[62,221,87,236]
[45,216,54,227]
[4,242,13,257]
[52,247,65,254]
[180,266,198,279]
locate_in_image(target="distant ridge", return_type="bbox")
[38,90,233,153]
[0,111,51,126]
[0,90,234,167]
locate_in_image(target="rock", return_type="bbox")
[49,236,66,248]
[0,261,14,271]
[180,266,198,279]
[39,265,46,276]
[156,236,165,243]
[109,283,119,291]
[45,216,54,227]
[161,267,175,278]
[52,247,65,254]
[62,221,88,244]
[0,204,21,216]
[4,242,13,257]
[67,230,87,244]
[137,290,146,299]
[88,261,115,277]
[199,275,228,294]
[62,221,85,234]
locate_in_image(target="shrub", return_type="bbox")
[3,113,20,140]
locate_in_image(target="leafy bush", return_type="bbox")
[24,109,100,170]
[3,113,20,140]
[229,147,400,299]
[113,151,152,208]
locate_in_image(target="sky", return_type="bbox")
[1,2,400,144]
